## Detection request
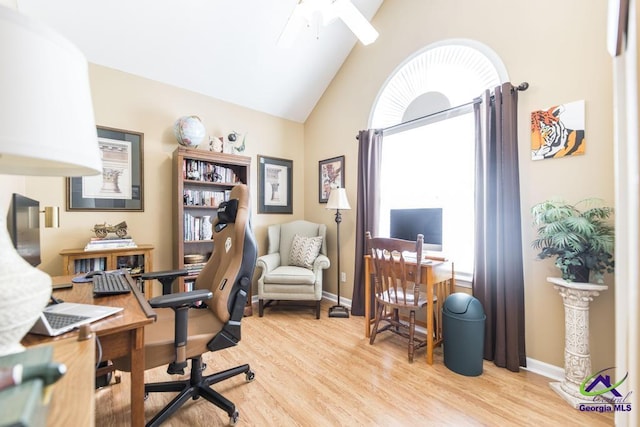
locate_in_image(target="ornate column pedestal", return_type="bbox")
[547,277,608,408]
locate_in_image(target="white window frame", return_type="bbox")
[369,39,508,282]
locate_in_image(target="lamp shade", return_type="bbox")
[0,5,102,356]
[0,5,101,176]
[326,187,351,210]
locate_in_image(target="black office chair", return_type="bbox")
[113,184,257,426]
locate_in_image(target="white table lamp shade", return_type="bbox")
[0,4,101,176]
[326,188,351,210]
[0,5,102,355]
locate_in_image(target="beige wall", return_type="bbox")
[1,0,615,371]
[304,0,615,370]
[17,64,305,287]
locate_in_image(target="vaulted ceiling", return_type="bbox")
[18,0,384,123]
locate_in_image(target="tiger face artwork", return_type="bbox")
[531,100,585,160]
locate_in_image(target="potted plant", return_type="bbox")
[531,198,614,284]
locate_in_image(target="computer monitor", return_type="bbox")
[6,193,42,267]
[389,208,443,252]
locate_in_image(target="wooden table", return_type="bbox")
[364,255,454,364]
[23,275,156,427]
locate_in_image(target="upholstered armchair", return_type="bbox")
[257,220,330,319]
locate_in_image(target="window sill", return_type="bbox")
[454,272,472,288]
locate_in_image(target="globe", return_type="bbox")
[174,115,206,147]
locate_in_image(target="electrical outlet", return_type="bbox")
[340,272,346,282]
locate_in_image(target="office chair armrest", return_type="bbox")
[312,254,330,272]
[141,269,189,281]
[149,289,212,309]
[141,269,189,295]
[256,252,280,274]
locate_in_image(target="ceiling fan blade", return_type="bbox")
[332,0,379,45]
[277,3,307,48]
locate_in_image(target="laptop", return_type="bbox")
[29,302,123,336]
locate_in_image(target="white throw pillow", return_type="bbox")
[289,234,323,269]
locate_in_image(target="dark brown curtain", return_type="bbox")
[473,83,526,372]
[351,129,383,316]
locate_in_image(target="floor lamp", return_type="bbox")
[326,187,351,318]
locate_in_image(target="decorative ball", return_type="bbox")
[174,116,206,147]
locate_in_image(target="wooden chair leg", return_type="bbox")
[408,310,415,363]
[315,301,320,319]
[259,299,264,317]
[369,302,385,345]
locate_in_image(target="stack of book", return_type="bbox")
[84,237,137,251]
[184,262,206,277]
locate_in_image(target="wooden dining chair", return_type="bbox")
[366,231,429,363]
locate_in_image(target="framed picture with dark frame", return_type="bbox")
[258,155,293,214]
[66,126,144,211]
[318,155,345,203]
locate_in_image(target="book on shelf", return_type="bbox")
[183,189,229,207]
[75,257,107,272]
[88,236,134,242]
[84,238,137,251]
[184,262,206,275]
[182,159,239,184]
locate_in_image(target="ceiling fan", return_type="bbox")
[278,0,379,47]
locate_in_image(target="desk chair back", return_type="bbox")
[196,184,257,347]
[366,231,428,362]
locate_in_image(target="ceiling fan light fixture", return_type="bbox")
[277,0,378,47]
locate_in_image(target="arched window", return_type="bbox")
[371,40,507,276]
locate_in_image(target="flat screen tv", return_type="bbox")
[389,208,443,252]
[6,193,41,267]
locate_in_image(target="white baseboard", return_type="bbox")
[251,292,352,308]
[321,291,352,308]
[523,357,564,381]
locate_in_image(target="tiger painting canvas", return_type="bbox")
[531,100,585,160]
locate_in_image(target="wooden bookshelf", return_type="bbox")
[173,147,252,315]
[60,245,154,277]
[60,245,154,297]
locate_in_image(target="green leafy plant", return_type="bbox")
[531,199,614,284]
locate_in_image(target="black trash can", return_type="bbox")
[442,293,486,376]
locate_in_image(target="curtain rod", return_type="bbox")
[357,81,529,138]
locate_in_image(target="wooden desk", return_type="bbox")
[364,255,454,364]
[23,275,156,427]
[45,336,95,426]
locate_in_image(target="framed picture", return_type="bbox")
[318,155,345,203]
[258,155,293,214]
[67,126,144,211]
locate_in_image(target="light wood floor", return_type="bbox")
[95,300,613,426]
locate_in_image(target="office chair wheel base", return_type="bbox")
[229,411,239,426]
[246,370,255,382]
